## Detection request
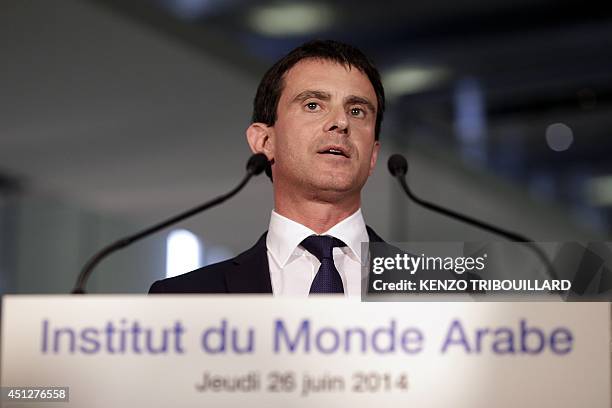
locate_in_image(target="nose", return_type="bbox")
[325,108,349,135]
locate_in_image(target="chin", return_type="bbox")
[311,176,363,196]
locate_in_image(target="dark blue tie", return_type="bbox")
[300,235,346,294]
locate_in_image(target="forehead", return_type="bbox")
[280,58,377,104]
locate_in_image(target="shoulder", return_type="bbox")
[148,258,234,294]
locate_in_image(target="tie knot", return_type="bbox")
[300,235,345,261]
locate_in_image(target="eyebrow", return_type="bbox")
[292,90,376,114]
[292,90,331,103]
[345,95,376,114]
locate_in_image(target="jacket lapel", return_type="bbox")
[225,232,273,293]
[366,225,384,243]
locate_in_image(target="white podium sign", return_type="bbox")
[1,295,609,407]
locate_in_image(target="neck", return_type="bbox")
[274,190,360,234]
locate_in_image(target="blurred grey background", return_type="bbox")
[1,0,611,294]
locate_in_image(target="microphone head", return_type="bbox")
[247,153,269,175]
[387,154,408,177]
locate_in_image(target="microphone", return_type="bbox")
[72,153,269,294]
[387,153,558,280]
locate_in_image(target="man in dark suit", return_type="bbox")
[149,40,385,296]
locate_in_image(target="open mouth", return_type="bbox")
[318,147,350,158]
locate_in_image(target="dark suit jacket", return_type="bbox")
[149,226,385,294]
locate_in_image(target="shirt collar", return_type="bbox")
[266,208,369,267]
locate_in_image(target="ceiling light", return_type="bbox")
[545,123,574,152]
[248,3,334,37]
[383,66,450,98]
[588,175,612,207]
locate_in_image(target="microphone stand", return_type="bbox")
[72,153,269,294]
[388,154,558,280]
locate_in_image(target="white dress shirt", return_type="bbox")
[266,209,368,297]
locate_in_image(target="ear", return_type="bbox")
[246,123,274,160]
[368,141,381,176]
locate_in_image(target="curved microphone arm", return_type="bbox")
[72,153,269,294]
[388,154,558,280]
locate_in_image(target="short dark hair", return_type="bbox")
[252,39,385,140]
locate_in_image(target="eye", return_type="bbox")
[350,107,365,117]
[305,102,320,111]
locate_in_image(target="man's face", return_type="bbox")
[268,58,380,200]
